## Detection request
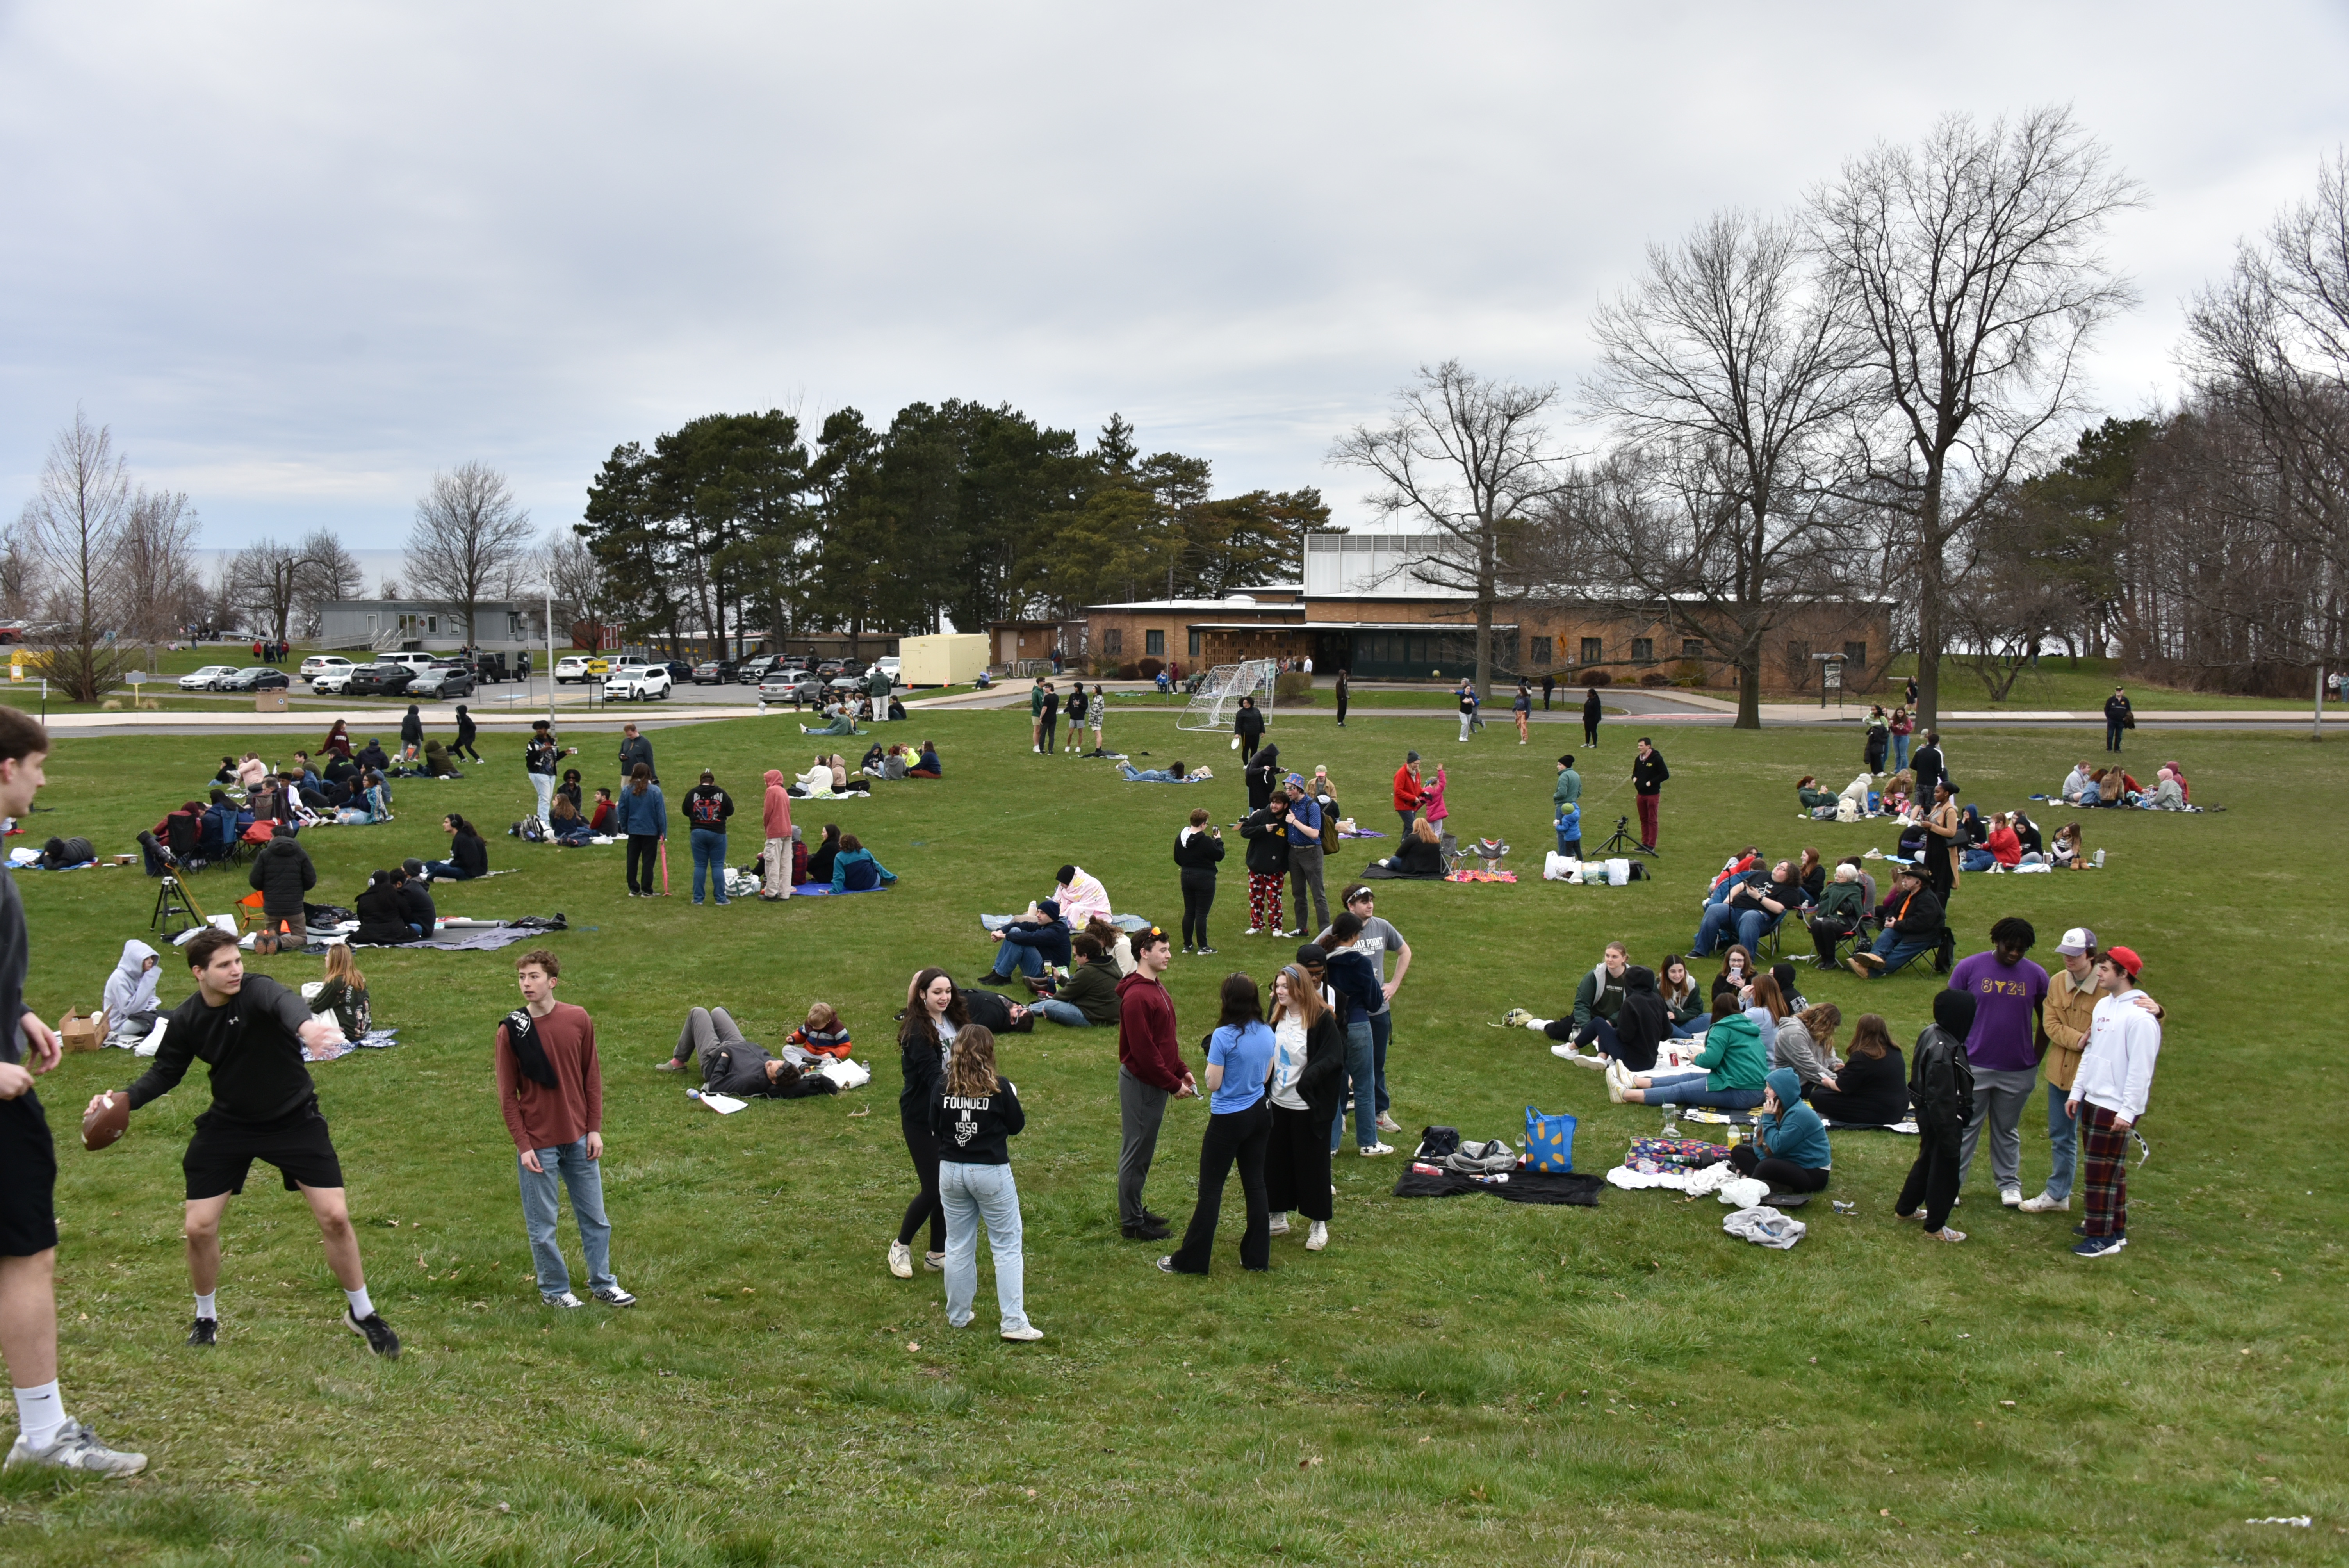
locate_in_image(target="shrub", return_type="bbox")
[1117,663,1140,681]
[1671,660,1709,688]
[1583,670,1613,688]
[1136,656,1164,680]
[1273,671,1314,706]
[1640,670,1674,687]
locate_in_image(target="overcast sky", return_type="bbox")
[5,1,2347,561]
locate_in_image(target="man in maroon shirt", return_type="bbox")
[497,950,636,1310]
[1115,928,1193,1241]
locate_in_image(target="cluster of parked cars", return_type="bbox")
[176,665,292,693]
[178,647,905,704]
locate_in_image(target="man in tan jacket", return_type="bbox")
[2020,928,2099,1213]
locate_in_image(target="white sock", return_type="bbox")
[13,1380,65,1451]
[194,1292,217,1320]
[345,1285,374,1319]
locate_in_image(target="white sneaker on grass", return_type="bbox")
[1376,1113,1402,1133]
[2018,1192,2070,1213]
[542,1290,583,1309]
[2000,1188,2025,1208]
[1001,1325,1045,1342]
[1267,1215,1291,1236]
[1359,1142,1394,1157]
[887,1240,914,1279]
[4,1420,146,1477]
[1305,1222,1328,1251]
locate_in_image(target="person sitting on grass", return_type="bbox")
[1516,941,1629,1059]
[421,738,460,777]
[1846,865,1943,978]
[352,869,418,944]
[804,823,841,885]
[909,740,942,778]
[424,813,488,881]
[829,833,895,894]
[1377,817,1447,877]
[987,899,1069,980]
[310,944,372,1044]
[548,793,594,846]
[1083,916,1137,976]
[1617,991,1767,1109]
[1025,932,1124,1028]
[800,702,861,737]
[102,939,164,1045]
[786,1002,854,1059]
[2062,759,2096,805]
[1804,1012,1909,1125]
[1766,1001,1841,1091]
[1723,1068,1832,1194]
[1659,954,1707,1038]
[394,862,436,933]
[2137,767,2187,811]
[1797,775,1836,813]
[662,1005,840,1100]
[2050,821,2086,869]
[588,788,616,834]
[1711,943,1757,1002]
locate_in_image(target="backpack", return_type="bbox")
[511,816,548,843]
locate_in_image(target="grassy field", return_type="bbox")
[0,705,2340,1565]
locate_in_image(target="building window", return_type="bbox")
[1580,637,1603,665]
[1188,630,1201,658]
[1632,638,1654,663]
[1682,639,1704,658]
[426,615,439,635]
[1145,629,1165,657]
[1843,641,1868,668]
[1103,628,1123,656]
[1529,636,1552,667]
[508,613,524,640]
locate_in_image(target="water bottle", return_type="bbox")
[2094,849,2105,868]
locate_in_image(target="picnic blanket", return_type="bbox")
[1358,862,1445,882]
[789,882,886,896]
[349,916,567,951]
[1606,1159,1741,1195]
[1392,1167,1604,1206]
[1445,868,1517,884]
[980,912,1154,932]
[1334,828,1388,840]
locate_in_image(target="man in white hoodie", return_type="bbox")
[2066,945,2160,1259]
[101,941,162,1048]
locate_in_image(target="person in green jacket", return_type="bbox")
[1620,992,1768,1109]
[1805,861,1870,967]
[1797,774,1835,811]
[1028,935,1123,1028]
[1553,754,1582,813]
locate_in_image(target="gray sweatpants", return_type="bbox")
[674,1005,749,1076]
[1118,1066,1170,1226]
[1957,1065,2038,1194]
[1287,843,1328,934]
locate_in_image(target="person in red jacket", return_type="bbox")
[497,949,636,1311]
[1114,928,1192,1241]
[1391,751,1424,837]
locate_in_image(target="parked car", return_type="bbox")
[408,665,475,699]
[736,654,779,683]
[656,659,694,686]
[815,660,845,678]
[347,662,420,696]
[310,665,358,695]
[758,671,823,704]
[384,652,439,671]
[691,659,739,684]
[875,656,902,681]
[554,655,609,684]
[604,665,672,702]
[179,665,240,691]
[221,666,292,692]
[836,658,868,678]
[299,654,354,680]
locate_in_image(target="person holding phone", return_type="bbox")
[1173,809,1225,956]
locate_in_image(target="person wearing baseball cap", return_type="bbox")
[2019,928,2098,1213]
[1392,752,1424,838]
[2065,944,2159,1258]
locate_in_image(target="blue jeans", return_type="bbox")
[1893,734,1910,771]
[939,1160,1029,1333]
[1671,1017,1709,1038]
[1368,1009,1392,1115]
[2044,1082,2077,1201]
[988,941,1046,980]
[2105,721,2123,752]
[690,828,728,903]
[1693,902,1777,957]
[1330,1020,1378,1151]
[517,1139,613,1296]
[1864,928,1936,975]
[1961,848,1997,873]
[1640,1072,1765,1111]
[1121,766,1178,782]
[1029,997,1088,1027]
[423,859,471,881]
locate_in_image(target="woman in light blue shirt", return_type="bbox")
[1160,974,1276,1276]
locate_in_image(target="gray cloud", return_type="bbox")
[3,1,2346,547]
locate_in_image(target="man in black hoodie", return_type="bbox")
[98,929,400,1357]
[247,833,317,944]
[1895,988,1976,1241]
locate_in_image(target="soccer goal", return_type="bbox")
[1177,659,1278,731]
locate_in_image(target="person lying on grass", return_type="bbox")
[659,1006,840,1100]
[1122,759,1213,783]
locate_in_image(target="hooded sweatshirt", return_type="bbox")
[104,939,161,1023]
[762,770,792,838]
[1757,1067,1832,1169]
[1611,966,1668,1073]
[1690,1010,1767,1092]
[1571,961,1629,1029]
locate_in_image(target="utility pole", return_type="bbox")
[545,586,556,732]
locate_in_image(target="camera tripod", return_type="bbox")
[1595,813,1657,858]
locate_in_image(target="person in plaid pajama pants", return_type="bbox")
[1239,797,1290,936]
[2066,946,2160,1259]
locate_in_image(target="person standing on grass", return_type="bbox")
[1895,988,1976,1242]
[1264,963,1342,1252]
[1174,808,1224,956]
[1116,928,1191,1241]
[1317,886,1411,1136]
[1063,684,1087,753]
[931,1026,1041,1340]
[2103,687,2132,753]
[1454,677,1477,742]
[497,950,635,1311]
[524,720,570,823]
[1027,676,1046,752]
[759,769,793,901]
[1282,778,1329,937]
[1512,680,1532,743]
[1631,737,1669,852]
[0,713,147,1477]
[616,763,666,898]
[2067,946,2159,1259]
[1911,729,1946,805]
[1087,684,1107,752]
[1950,917,2050,1210]
[1553,752,1581,826]
[1239,795,1290,937]
[890,969,965,1278]
[2020,928,2098,1214]
[617,723,655,784]
[1582,686,1603,746]
[107,928,400,1358]
[1160,973,1277,1276]
[1889,706,1912,773]
[1311,921,1390,1157]
[1333,669,1350,727]
[1039,681,1060,754]
[1392,751,1423,837]
[684,770,735,906]
[1233,694,1267,762]
[1542,672,1555,710]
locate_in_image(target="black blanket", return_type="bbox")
[1392,1168,1604,1206]
[1359,861,1446,882]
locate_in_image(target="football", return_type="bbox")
[81,1091,129,1152]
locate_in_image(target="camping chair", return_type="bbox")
[235,891,268,933]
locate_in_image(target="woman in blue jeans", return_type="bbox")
[1620,994,1768,1109]
[927,1026,1041,1340]
[683,770,735,905]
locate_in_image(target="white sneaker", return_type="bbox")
[1549,1043,1580,1060]
[1000,1325,1045,1342]
[924,1251,946,1271]
[1375,1114,1402,1133]
[1306,1222,1328,1251]
[1267,1215,1291,1236]
[1605,1061,1633,1104]
[541,1290,584,1309]
[887,1240,913,1278]
[1359,1142,1394,1157]
[4,1420,147,1477]
[1242,926,1260,936]
[2000,1188,2025,1208]
[2018,1192,2069,1213]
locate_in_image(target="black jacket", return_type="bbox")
[684,785,734,831]
[618,734,656,781]
[1239,805,1290,876]
[1912,744,1945,798]
[399,706,423,746]
[353,884,413,945]
[1583,690,1603,722]
[449,831,489,878]
[1244,745,1281,811]
[395,878,436,930]
[454,709,477,747]
[1233,704,1265,738]
[246,837,316,917]
[1612,968,1669,1074]
[1390,836,1445,877]
[1173,827,1226,882]
[1632,749,1670,793]
[1816,1045,1908,1125]
[1293,1011,1347,1122]
[1908,1025,1974,1141]
[929,1079,1025,1165]
[130,974,318,1124]
[1885,884,1943,939]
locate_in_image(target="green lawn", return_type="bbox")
[1879,656,2322,713]
[2,708,2340,1564]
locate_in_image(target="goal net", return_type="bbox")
[1177,660,1278,731]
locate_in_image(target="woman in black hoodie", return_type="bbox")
[352,869,417,944]
[1244,743,1281,813]
[1172,808,1225,955]
[425,813,488,880]
[398,704,424,760]
[1894,989,1975,1241]
[804,823,842,886]
[892,968,968,1279]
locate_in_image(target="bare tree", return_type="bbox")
[1583,208,1868,725]
[408,461,534,647]
[0,522,39,623]
[1329,361,1565,698]
[118,487,205,650]
[1811,107,2142,727]
[292,529,365,637]
[20,410,134,700]
[544,527,604,616]
[232,540,310,645]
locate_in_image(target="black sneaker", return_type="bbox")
[1121,1219,1171,1241]
[344,1308,401,1360]
[1142,1210,1172,1229]
[1195,946,1217,956]
[187,1316,218,1347]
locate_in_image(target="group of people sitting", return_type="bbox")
[1682,847,1966,978]
[351,861,441,943]
[856,741,943,781]
[2062,758,2194,811]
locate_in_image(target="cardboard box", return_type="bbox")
[256,691,289,713]
[59,1008,104,1053]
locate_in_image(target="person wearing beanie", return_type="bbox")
[987,899,1070,980]
[2067,946,2160,1258]
[1724,1068,1832,1193]
[1895,989,1978,1240]
[1391,752,1424,837]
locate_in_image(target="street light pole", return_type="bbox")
[545,586,556,731]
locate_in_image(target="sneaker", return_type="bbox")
[1195,946,1216,956]
[1000,1325,1045,1342]
[1566,1051,1607,1070]
[4,1420,147,1477]
[1142,1209,1172,1228]
[654,1058,685,1072]
[1305,1222,1328,1252]
[2072,1221,2088,1236]
[1182,944,1195,955]
[1927,1227,1967,1243]
[187,1316,218,1347]
[2072,1235,2128,1259]
[924,1251,946,1272]
[1242,926,1260,936]
[1267,1216,1292,1236]
[2000,1188,2024,1208]
[344,1308,401,1359]
[1604,1061,1633,1104]
[1375,1114,1402,1133]
[1549,1043,1580,1061]
[542,1290,584,1309]
[1359,1142,1394,1157]
[2018,1192,2070,1213]
[887,1240,914,1278]
[1121,1219,1171,1241]
[591,1285,638,1308]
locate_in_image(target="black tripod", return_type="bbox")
[1595,813,1657,858]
